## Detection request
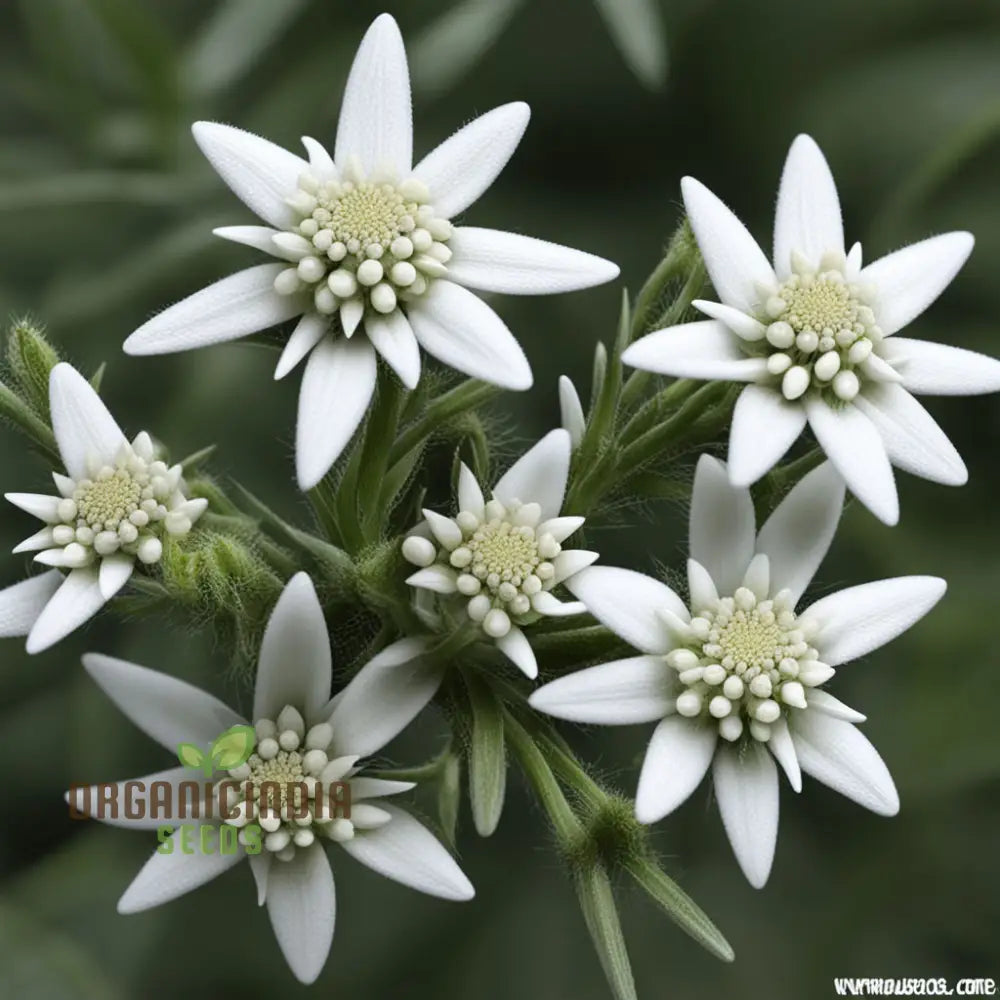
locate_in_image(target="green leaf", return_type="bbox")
[210,724,257,770]
[176,743,207,770]
[464,671,506,837]
[436,751,462,849]
[574,863,638,1000]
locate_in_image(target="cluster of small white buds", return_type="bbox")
[272,157,453,328]
[667,585,834,744]
[220,706,392,862]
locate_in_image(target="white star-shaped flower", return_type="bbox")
[622,134,1000,525]
[0,363,207,653]
[530,455,945,887]
[403,429,595,679]
[68,572,472,985]
[123,13,619,490]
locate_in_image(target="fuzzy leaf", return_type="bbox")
[464,672,506,837]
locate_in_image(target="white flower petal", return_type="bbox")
[773,134,844,277]
[301,136,335,175]
[350,777,416,799]
[266,842,336,985]
[334,14,412,175]
[622,321,769,382]
[192,121,307,230]
[254,573,331,725]
[767,716,802,792]
[689,454,756,595]
[296,335,378,490]
[529,655,675,724]
[213,225,300,262]
[755,461,845,605]
[879,337,1000,396]
[457,463,485,519]
[406,566,458,594]
[364,310,420,389]
[728,384,808,487]
[805,398,898,526]
[327,637,441,758]
[5,493,62,523]
[493,429,570,520]
[551,549,599,585]
[801,576,946,667]
[98,553,134,601]
[537,515,585,544]
[67,766,195,830]
[713,742,779,888]
[861,232,974,336]
[530,591,586,616]
[791,711,898,815]
[559,375,586,448]
[423,509,462,548]
[82,652,246,750]
[686,558,719,612]
[124,265,301,356]
[495,625,537,679]
[806,689,866,724]
[855,383,967,486]
[275,313,328,380]
[339,802,474,900]
[635,717,716,823]
[118,824,243,914]
[681,176,776,312]
[0,570,62,636]
[408,281,532,390]
[693,299,767,341]
[49,364,127,478]
[413,102,529,218]
[26,568,108,654]
[248,852,271,906]
[566,566,686,655]
[447,227,618,295]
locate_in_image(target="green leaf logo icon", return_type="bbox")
[210,725,257,771]
[177,743,208,772]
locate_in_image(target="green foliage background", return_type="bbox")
[1,0,998,997]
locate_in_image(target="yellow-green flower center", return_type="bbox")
[76,471,142,530]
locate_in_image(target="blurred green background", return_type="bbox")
[2,0,999,997]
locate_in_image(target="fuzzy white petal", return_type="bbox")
[339,802,474,900]
[334,14,412,175]
[296,335,377,490]
[566,566,686,655]
[855,383,967,486]
[249,852,271,907]
[687,558,719,612]
[805,398,898,526]
[693,299,767,341]
[406,566,458,594]
[26,568,108,654]
[192,121,307,230]
[213,225,300,262]
[365,310,421,389]
[801,576,946,667]
[266,842,336,985]
[558,376,586,448]
[773,134,844,277]
[50,364,127,478]
[493,429,570,520]
[124,265,301,356]
[768,716,802,792]
[495,625,537,679]
[447,227,618,295]
[529,655,675,724]
[755,461,845,605]
[861,232,974,336]
[537,515,585,544]
[622,321,769,382]
[530,592,586,617]
[0,570,62,636]
[806,689,867,724]
[118,824,244,914]
[83,652,245,751]
[551,549,599,585]
[275,314,328,380]
[457,463,485,519]
[98,553,134,601]
[350,777,417,799]
[5,493,63,523]
[728,385,808,487]
[301,136,335,175]
[67,766,195,830]
[681,176,776,312]
[791,712,898,815]
[327,637,441,758]
[713,742,779,888]
[408,281,532,390]
[879,337,1000,396]
[690,455,756,595]
[413,102,529,218]
[635,717,716,823]
[254,573,331,725]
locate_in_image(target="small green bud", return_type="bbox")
[6,318,60,421]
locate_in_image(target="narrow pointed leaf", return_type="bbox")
[464,671,506,837]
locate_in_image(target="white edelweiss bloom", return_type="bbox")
[403,429,596,679]
[68,572,473,985]
[123,14,619,492]
[530,455,946,887]
[621,133,1000,525]
[2,363,207,654]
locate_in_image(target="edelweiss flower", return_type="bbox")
[622,134,1000,524]
[1,363,206,653]
[402,429,595,679]
[69,572,472,984]
[530,455,945,887]
[123,13,618,491]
